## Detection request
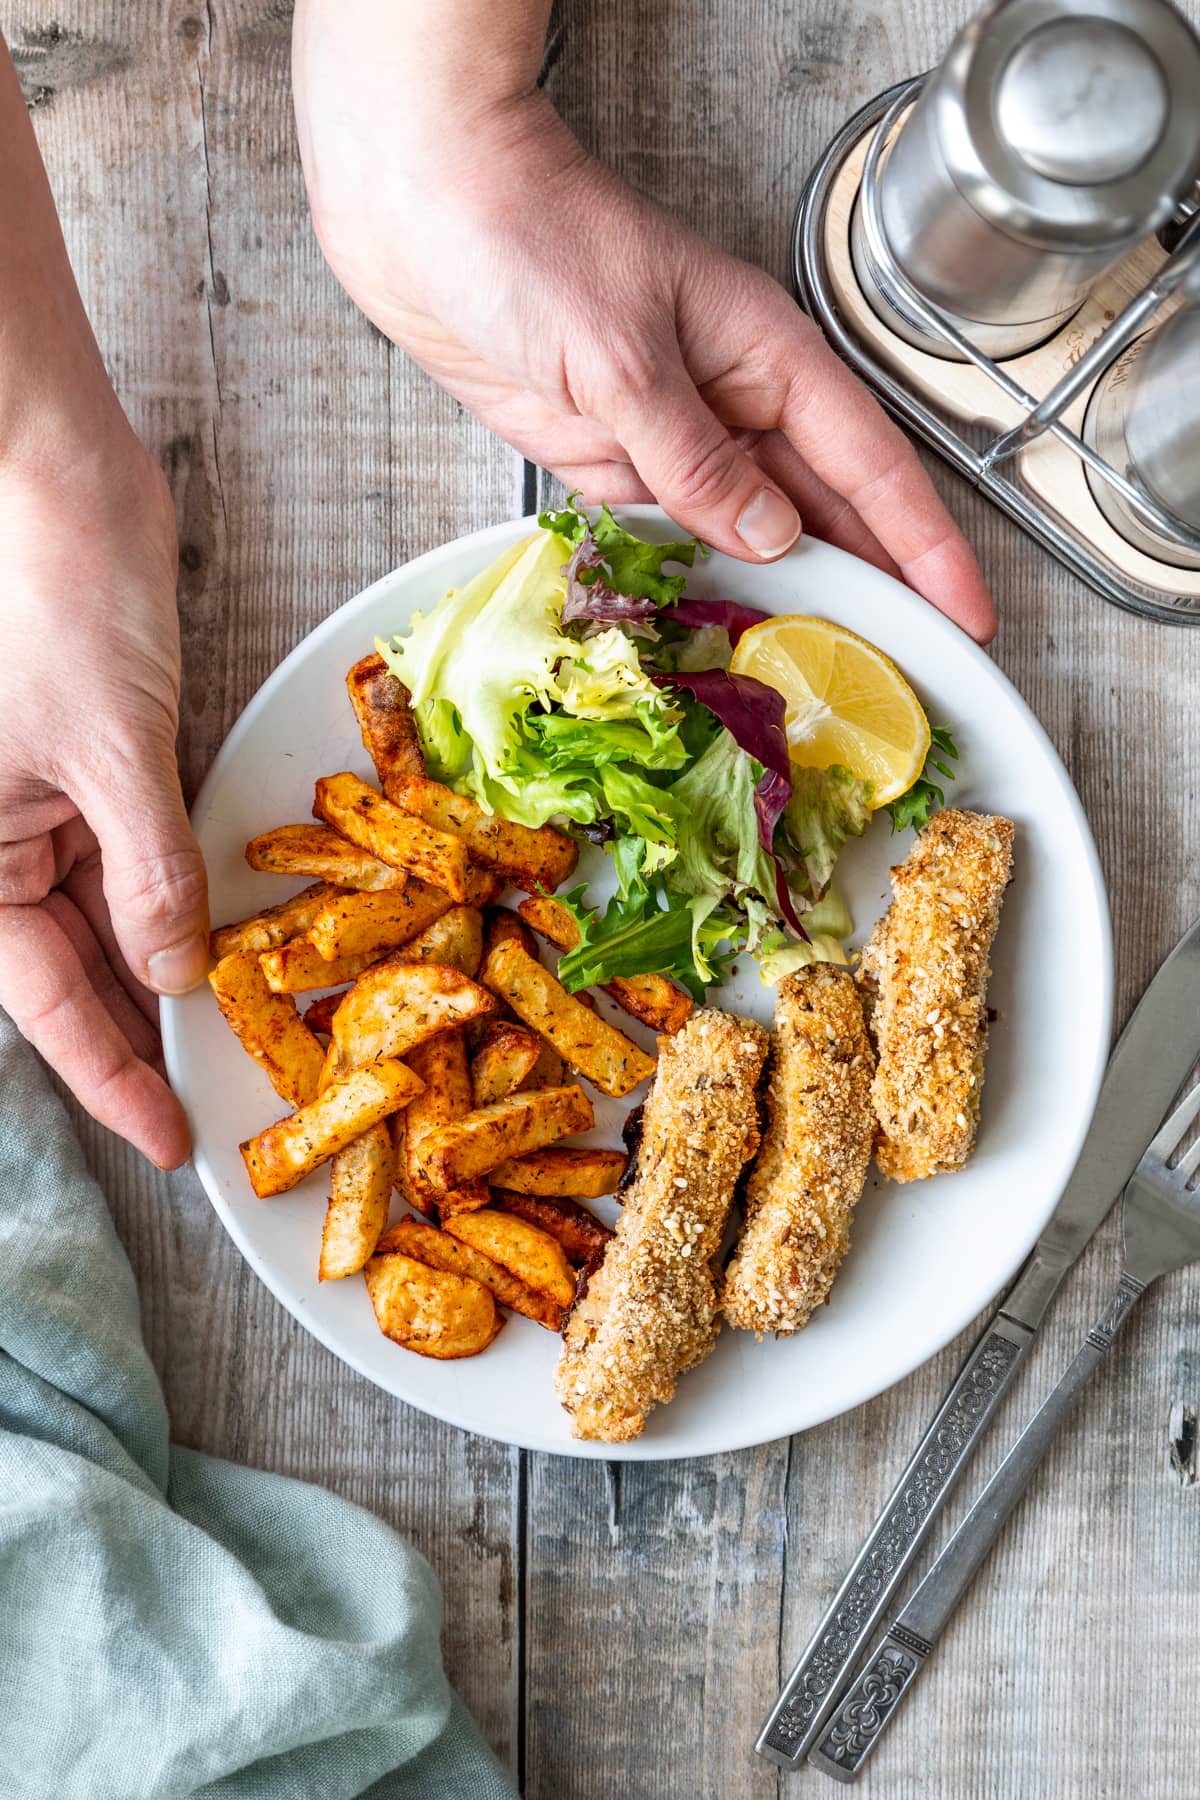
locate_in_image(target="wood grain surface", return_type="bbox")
[10,1,1199,1795]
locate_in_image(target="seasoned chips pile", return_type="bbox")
[207,654,692,1360]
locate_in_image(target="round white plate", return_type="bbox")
[163,509,1111,1460]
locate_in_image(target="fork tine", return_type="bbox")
[1145,1081,1200,1165]
[1178,1130,1200,1184]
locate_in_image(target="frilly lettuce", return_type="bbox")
[783,763,873,901]
[377,532,571,788]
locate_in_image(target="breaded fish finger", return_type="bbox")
[722,965,874,1336]
[554,1008,768,1443]
[858,807,1014,1183]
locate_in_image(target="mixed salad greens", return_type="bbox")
[378,501,955,999]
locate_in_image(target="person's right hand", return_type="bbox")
[0,433,208,1168]
[293,10,996,643]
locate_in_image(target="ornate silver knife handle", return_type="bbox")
[807,1272,1146,1782]
[757,1312,1032,1766]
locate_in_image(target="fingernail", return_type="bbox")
[736,488,802,558]
[147,932,210,995]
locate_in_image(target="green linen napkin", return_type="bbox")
[0,1010,518,1800]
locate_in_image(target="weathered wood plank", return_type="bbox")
[15,0,524,1770]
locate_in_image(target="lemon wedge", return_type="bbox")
[729,614,930,807]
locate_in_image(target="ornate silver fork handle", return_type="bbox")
[757,1300,1041,1765]
[806,1271,1146,1783]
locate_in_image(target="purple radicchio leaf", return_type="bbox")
[648,667,808,937]
[560,530,658,627]
[668,598,772,647]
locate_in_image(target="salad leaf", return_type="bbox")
[555,626,679,723]
[668,598,771,646]
[757,887,854,982]
[557,877,739,1000]
[783,764,873,902]
[668,729,781,934]
[539,495,700,606]
[648,668,791,851]
[885,721,959,833]
[377,531,571,789]
[650,667,804,932]
[561,532,657,630]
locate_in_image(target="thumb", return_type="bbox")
[79,743,210,996]
[607,356,802,562]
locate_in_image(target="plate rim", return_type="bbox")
[163,508,1113,1460]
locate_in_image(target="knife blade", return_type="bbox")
[1001,911,1200,1331]
[758,911,1200,1770]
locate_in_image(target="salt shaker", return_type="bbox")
[852,0,1200,359]
[1083,288,1200,567]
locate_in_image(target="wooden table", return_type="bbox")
[15,3,1199,1793]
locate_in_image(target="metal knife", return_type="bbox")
[757,912,1200,1770]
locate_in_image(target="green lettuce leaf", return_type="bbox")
[782,764,873,901]
[667,728,778,921]
[377,531,571,789]
[537,496,701,606]
[554,625,682,721]
[556,880,738,1001]
[884,721,959,833]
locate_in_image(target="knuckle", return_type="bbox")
[110,846,208,926]
[665,433,741,518]
[664,430,743,513]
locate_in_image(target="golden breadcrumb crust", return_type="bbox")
[858,808,1014,1183]
[721,965,874,1336]
[553,1008,768,1442]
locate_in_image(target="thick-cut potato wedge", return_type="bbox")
[470,1021,543,1107]
[482,906,539,963]
[460,864,503,908]
[303,989,348,1037]
[319,1121,393,1280]
[210,882,340,960]
[259,938,382,994]
[403,1032,491,1217]
[392,905,484,979]
[208,950,327,1107]
[378,1215,563,1330]
[313,772,471,902]
[307,882,451,962]
[492,1189,614,1268]
[396,774,578,893]
[517,893,694,1035]
[443,1209,576,1309]
[329,960,496,1070]
[241,1057,423,1197]
[521,1040,566,1091]
[487,1147,628,1198]
[419,1084,594,1189]
[482,940,656,1099]
[346,654,426,796]
[364,1251,500,1358]
[245,823,408,891]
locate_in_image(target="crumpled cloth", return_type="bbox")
[0,1011,517,1800]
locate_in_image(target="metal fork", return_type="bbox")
[807,1078,1200,1782]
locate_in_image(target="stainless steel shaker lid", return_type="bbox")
[995,18,1167,184]
[933,0,1200,246]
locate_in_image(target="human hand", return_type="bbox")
[0,439,208,1168]
[293,36,995,642]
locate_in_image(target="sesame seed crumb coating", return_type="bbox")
[858,808,1014,1183]
[721,966,875,1337]
[553,1008,768,1442]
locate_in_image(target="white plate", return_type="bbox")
[162,509,1111,1460]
